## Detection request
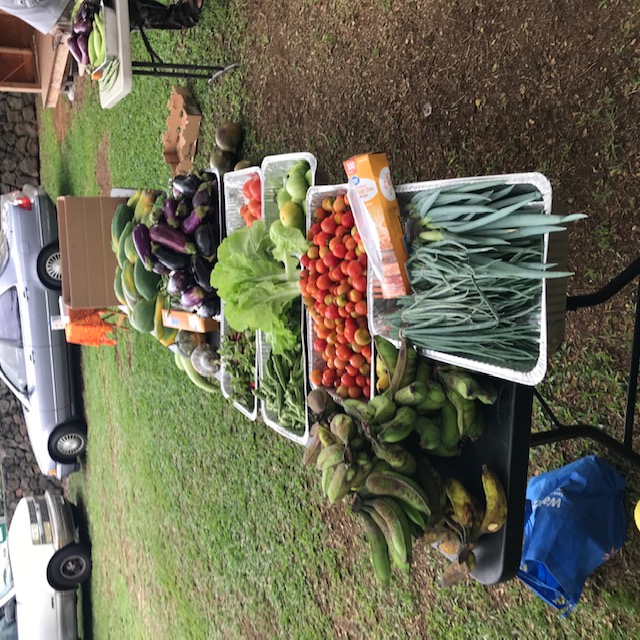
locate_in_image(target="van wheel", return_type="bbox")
[47,543,91,590]
[48,421,87,463]
[37,241,62,290]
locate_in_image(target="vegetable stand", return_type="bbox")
[99,0,238,109]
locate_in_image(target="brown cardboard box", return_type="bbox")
[162,86,202,176]
[162,308,220,333]
[57,196,124,310]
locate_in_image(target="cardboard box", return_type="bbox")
[162,86,202,176]
[162,308,220,334]
[57,196,124,310]
[343,152,410,298]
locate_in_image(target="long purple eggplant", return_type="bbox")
[149,223,196,254]
[67,35,83,64]
[162,198,180,228]
[132,224,155,270]
[179,206,209,236]
[76,33,90,65]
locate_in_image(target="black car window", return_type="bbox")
[0,288,26,391]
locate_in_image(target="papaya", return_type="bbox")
[121,260,139,303]
[153,292,167,341]
[129,298,155,333]
[111,204,134,252]
[124,233,138,264]
[117,221,134,268]
[134,259,161,300]
[113,266,126,305]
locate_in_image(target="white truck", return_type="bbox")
[0,491,91,639]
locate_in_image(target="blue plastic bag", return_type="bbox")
[517,455,626,615]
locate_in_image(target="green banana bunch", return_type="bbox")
[439,370,498,405]
[365,469,431,517]
[414,416,441,451]
[361,497,413,573]
[376,406,416,443]
[355,510,391,585]
[370,440,417,475]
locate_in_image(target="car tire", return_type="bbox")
[47,542,91,590]
[48,420,87,464]
[37,241,63,290]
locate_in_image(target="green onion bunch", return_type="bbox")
[388,181,585,370]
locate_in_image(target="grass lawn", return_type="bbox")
[36,1,640,638]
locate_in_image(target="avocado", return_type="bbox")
[210,147,237,174]
[215,122,243,153]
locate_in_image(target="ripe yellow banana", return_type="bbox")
[443,477,482,529]
[478,465,507,535]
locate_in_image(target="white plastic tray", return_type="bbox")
[222,166,262,235]
[261,152,317,227]
[99,0,132,109]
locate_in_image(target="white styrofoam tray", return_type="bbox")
[222,166,262,236]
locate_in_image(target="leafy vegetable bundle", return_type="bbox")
[210,220,309,355]
[388,181,586,369]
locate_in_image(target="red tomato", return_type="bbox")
[353,276,367,293]
[355,300,367,316]
[356,315,369,328]
[344,237,357,251]
[345,301,356,314]
[328,236,342,252]
[315,325,330,340]
[333,212,342,225]
[347,261,363,279]
[341,373,356,388]
[335,344,350,361]
[310,369,323,386]
[341,211,354,228]
[325,304,340,320]
[333,195,346,213]
[242,179,253,200]
[334,225,348,239]
[315,302,327,317]
[334,358,347,371]
[307,245,319,260]
[314,338,327,353]
[323,317,336,329]
[315,259,328,275]
[348,386,363,399]
[332,243,347,259]
[316,274,331,292]
[320,216,337,235]
[361,344,372,360]
[325,343,336,358]
[315,208,327,221]
[336,282,351,296]
[322,368,336,386]
[326,331,338,345]
[318,245,329,259]
[344,325,356,343]
[354,328,371,346]
[356,374,368,388]
[309,223,321,239]
[315,231,331,247]
[340,261,351,276]
[358,253,368,266]
[323,252,340,269]
[345,250,357,262]
[329,267,344,283]
[362,385,371,399]
[349,353,365,369]
[345,364,359,377]
[351,341,363,354]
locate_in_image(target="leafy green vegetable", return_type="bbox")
[210,221,309,355]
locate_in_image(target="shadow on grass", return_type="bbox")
[73,493,94,640]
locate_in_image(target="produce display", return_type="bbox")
[386,182,585,370]
[301,194,372,400]
[67,0,120,92]
[303,337,506,585]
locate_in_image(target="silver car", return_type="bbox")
[0,185,87,479]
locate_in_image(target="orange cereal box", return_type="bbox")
[343,153,410,298]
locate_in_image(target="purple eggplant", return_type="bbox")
[149,223,196,254]
[196,293,220,318]
[72,18,92,35]
[180,286,206,311]
[152,244,191,271]
[172,174,203,199]
[176,198,191,219]
[152,261,171,276]
[179,206,209,236]
[192,255,214,292]
[162,198,180,228]
[132,224,154,270]
[67,35,83,64]
[192,183,213,209]
[76,33,90,65]
[167,270,193,297]
[194,223,218,258]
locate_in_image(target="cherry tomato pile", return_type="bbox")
[240,173,262,227]
[299,194,372,399]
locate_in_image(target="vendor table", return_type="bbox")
[476,256,640,584]
[99,0,238,109]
